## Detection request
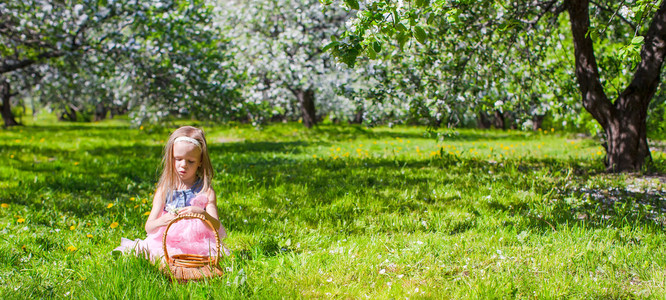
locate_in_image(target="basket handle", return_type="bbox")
[162,213,221,266]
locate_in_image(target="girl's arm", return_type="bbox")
[145,189,177,234]
[177,189,222,232]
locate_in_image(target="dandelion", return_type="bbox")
[133,204,139,209]
[140,126,144,130]
[596,151,603,155]
[312,154,317,158]
[10,155,14,159]
[1,203,8,208]
[336,147,341,152]
[130,197,136,201]
[109,222,119,229]
[15,139,21,143]
[107,203,114,209]
[74,162,79,166]
[17,218,25,223]
[86,234,93,238]
[67,246,77,252]
[143,211,150,216]
[40,138,45,143]
[70,225,76,231]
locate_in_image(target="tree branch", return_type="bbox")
[621,0,666,108]
[567,0,614,129]
[0,51,64,74]
[589,0,637,32]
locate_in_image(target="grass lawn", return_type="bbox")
[0,120,665,299]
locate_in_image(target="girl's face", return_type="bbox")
[173,140,202,184]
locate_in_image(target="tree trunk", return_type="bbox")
[94,102,107,121]
[532,114,545,131]
[59,104,78,122]
[567,0,666,172]
[0,78,19,126]
[493,109,505,130]
[477,111,492,129]
[350,106,364,124]
[293,88,316,128]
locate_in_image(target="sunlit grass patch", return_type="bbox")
[0,120,664,298]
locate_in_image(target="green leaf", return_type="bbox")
[322,41,339,52]
[396,23,408,32]
[631,36,644,45]
[372,41,382,53]
[413,26,427,44]
[392,8,400,25]
[410,16,417,27]
[367,44,377,59]
[344,0,359,10]
[397,32,409,50]
[416,0,431,8]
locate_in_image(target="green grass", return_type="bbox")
[1,120,665,299]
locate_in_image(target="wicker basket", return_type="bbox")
[161,213,224,282]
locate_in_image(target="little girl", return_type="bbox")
[114,126,229,260]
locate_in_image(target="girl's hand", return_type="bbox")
[159,212,177,225]
[177,206,205,215]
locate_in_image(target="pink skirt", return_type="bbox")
[114,216,230,261]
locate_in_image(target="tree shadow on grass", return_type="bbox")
[305,124,542,142]
[218,153,665,237]
[211,141,309,155]
[0,140,323,219]
[2,128,661,236]
[482,170,666,234]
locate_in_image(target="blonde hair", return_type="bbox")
[156,126,214,202]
